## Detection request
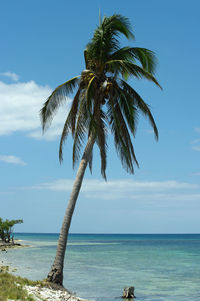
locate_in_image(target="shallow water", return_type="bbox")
[1,233,200,301]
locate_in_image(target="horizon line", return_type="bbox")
[14,232,200,235]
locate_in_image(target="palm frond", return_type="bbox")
[102,14,135,40]
[116,103,138,171]
[72,93,88,167]
[40,76,80,131]
[112,82,138,136]
[120,80,158,140]
[129,48,157,74]
[59,87,82,162]
[106,47,135,79]
[85,14,134,66]
[108,46,136,61]
[87,87,104,136]
[59,112,72,162]
[108,47,157,74]
[108,92,138,173]
[71,87,81,135]
[95,109,107,180]
[106,60,162,88]
[86,74,96,116]
[84,50,89,69]
[88,149,93,174]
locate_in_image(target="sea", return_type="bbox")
[1,233,200,301]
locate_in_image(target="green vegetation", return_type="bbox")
[41,14,161,285]
[0,269,36,300]
[0,264,49,300]
[0,218,23,243]
[0,265,62,300]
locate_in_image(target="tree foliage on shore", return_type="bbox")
[0,218,23,243]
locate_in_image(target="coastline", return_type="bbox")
[0,240,28,250]
[2,233,199,300]
[0,241,91,301]
[0,263,90,301]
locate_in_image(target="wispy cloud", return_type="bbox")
[31,178,199,202]
[0,72,19,81]
[34,178,198,191]
[192,146,200,151]
[0,155,26,166]
[191,138,200,145]
[0,78,72,140]
[191,128,200,151]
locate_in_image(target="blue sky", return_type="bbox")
[0,0,200,233]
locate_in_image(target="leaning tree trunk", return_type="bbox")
[47,134,95,285]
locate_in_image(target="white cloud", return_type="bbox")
[0,79,72,140]
[0,72,20,81]
[34,178,198,191]
[31,178,199,202]
[0,155,26,166]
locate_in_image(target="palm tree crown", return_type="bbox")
[41,13,161,286]
[41,14,161,180]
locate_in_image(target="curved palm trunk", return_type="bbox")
[47,134,95,285]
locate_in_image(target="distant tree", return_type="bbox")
[0,218,23,243]
[41,14,161,285]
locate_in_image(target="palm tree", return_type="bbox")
[40,14,162,286]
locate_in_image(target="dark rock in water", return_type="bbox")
[0,242,22,249]
[122,286,135,298]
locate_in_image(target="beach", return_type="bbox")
[0,239,89,301]
[0,266,87,301]
[1,233,200,300]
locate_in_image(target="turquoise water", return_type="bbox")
[1,233,200,301]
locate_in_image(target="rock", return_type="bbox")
[122,286,135,299]
[24,285,91,301]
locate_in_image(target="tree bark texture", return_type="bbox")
[47,134,95,285]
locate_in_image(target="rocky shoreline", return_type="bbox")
[0,239,28,250]
[25,284,89,301]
